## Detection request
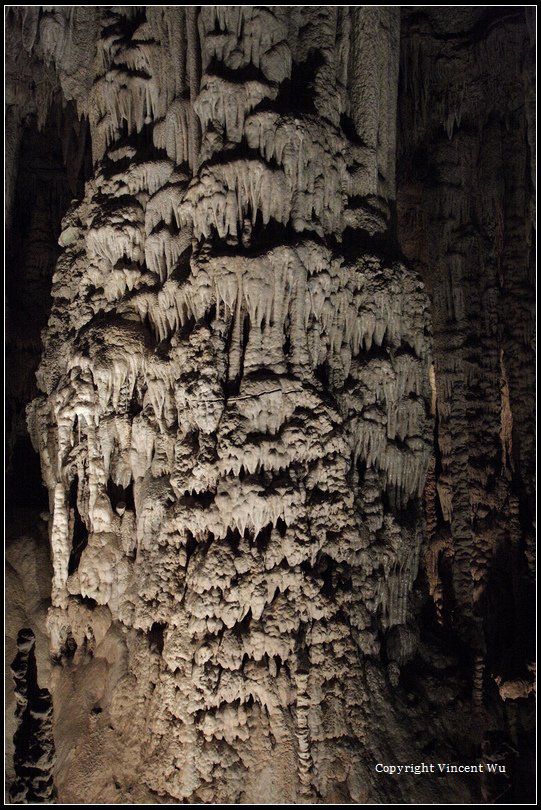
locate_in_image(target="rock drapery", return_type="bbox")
[5,6,535,804]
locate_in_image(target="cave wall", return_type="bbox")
[5,6,535,804]
[397,4,535,681]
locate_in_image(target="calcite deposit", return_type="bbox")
[5,6,535,804]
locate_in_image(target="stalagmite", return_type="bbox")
[5,6,535,806]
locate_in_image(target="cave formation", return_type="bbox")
[5,6,535,804]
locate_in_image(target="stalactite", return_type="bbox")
[5,6,535,805]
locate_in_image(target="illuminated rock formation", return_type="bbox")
[5,6,535,804]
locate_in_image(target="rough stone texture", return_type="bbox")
[5,6,535,804]
[398,2,535,689]
[9,629,56,803]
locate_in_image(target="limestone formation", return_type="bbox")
[9,629,56,803]
[5,6,535,804]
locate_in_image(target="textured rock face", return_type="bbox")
[9,629,55,803]
[397,4,535,683]
[5,7,535,804]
